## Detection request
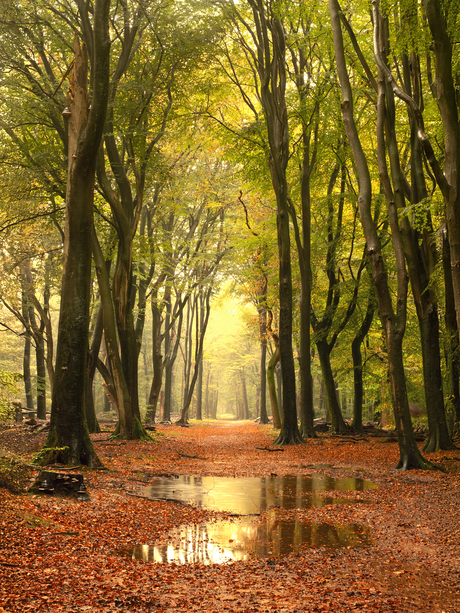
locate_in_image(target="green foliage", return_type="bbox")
[0,369,22,422]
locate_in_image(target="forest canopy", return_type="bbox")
[0,0,458,469]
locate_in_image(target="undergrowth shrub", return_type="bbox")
[0,449,29,493]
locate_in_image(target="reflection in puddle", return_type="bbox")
[121,514,371,564]
[118,475,376,564]
[143,474,377,515]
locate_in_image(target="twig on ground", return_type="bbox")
[178,451,206,460]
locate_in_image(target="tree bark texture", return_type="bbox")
[267,344,282,429]
[329,0,432,469]
[41,1,111,467]
[351,290,375,432]
[375,6,451,452]
[423,0,460,341]
[246,1,301,444]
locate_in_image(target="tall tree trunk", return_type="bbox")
[163,302,183,421]
[85,304,103,433]
[423,0,460,341]
[240,368,250,419]
[40,4,111,467]
[212,382,218,419]
[329,0,432,469]
[182,297,195,417]
[35,337,46,420]
[376,8,452,452]
[205,368,211,419]
[93,232,144,439]
[195,294,205,422]
[259,339,268,424]
[245,2,301,444]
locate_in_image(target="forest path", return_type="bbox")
[1,420,460,612]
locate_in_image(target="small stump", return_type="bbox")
[29,470,89,500]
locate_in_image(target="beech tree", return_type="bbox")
[223,0,302,443]
[40,1,111,466]
[329,0,433,469]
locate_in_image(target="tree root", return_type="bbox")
[274,430,304,445]
[422,433,456,453]
[110,419,152,441]
[33,445,104,469]
[395,452,446,472]
[300,429,318,439]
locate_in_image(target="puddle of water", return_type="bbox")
[120,514,371,564]
[119,475,375,564]
[143,474,376,515]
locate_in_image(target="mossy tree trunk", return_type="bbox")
[442,232,460,424]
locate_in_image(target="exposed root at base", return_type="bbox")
[395,453,446,472]
[274,431,304,445]
[110,419,153,441]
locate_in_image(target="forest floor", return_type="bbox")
[1,419,460,612]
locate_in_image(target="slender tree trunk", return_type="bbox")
[182,297,195,416]
[240,368,249,419]
[245,2,301,444]
[351,291,375,432]
[316,339,347,434]
[163,302,183,421]
[93,232,143,439]
[85,304,103,433]
[267,345,282,429]
[329,0,432,469]
[145,298,163,425]
[35,337,46,420]
[259,339,268,423]
[419,309,453,450]
[257,284,269,424]
[196,354,204,421]
[212,382,218,419]
[376,8,452,451]
[22,333,34,411]
[177,287,212,424]
[205,368,211,419]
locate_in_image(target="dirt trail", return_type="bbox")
[1,419,460,612]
